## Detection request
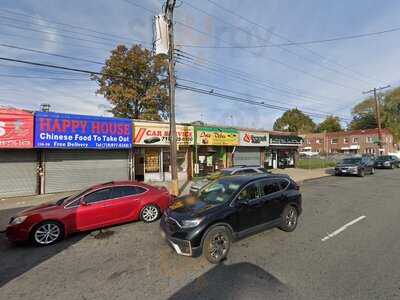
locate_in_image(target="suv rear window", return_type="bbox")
[259,180,280,196]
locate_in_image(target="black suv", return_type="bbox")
[160,174,302,264]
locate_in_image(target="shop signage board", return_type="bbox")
[133,121,194,145]
[196,127,239,146]
[34,112,132,149]
[0,108,34,148]
[269,135,303,146]
[239,131,269,146]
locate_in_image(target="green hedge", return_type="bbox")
[297,158,336,169]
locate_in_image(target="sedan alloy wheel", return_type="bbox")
[141,205,160,223]
[33,222,62,245]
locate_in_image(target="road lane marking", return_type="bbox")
[321,215,366,242]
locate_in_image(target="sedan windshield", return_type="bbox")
[198,179,241,204]
[56,188,91,205]
[341,158,362,164]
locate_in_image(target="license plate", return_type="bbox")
[342,170,347,173]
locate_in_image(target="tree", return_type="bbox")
[316,115,342,133]
[349,86,400,142]
[273,108,316,133]
[93,44,169,120]
[349,98,377,130]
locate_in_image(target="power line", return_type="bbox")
[178,26,400,48]
[178,1,371,86]
[176,49,344,102]
[203,0,377,83]
[0,74,91,81]
[176,56,325,105]
[177,83,352,121]
[0,56,168,82]
[177,77,350,119]
[0,8,149,45]
[175,21,360,91]
[0,22,124,48]
[0,43,105,65]
[120,0,158,15]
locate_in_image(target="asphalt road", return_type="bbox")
[0,169,399,300]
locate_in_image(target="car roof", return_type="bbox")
[91,180,152,190]
[220,173,290,185]
[223,165,262,172]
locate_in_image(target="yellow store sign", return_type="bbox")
[196,127,239,146]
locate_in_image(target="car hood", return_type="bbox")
[16,200,61,217]
[167,196,221,219]
[191,179,210,189]
[337,163,360,167]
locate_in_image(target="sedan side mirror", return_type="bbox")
[80,199,89,206]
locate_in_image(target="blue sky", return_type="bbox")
[0,0,399,130]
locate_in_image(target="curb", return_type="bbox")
[296,174,332,185]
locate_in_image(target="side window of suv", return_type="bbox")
[259,180,280,196]
[237,183,259,203]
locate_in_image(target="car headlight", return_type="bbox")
[384,161,390,166]
[10,216,28,225]
[181,218,202,228]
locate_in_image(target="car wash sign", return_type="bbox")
[239,131,269,146]
[0,108,34,148]
[34,112,132,149]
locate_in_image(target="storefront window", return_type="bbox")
[145,150,160,173]
[162,149,187,172]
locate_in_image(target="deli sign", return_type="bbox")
[239,131,269,146]
[134,121,194,145]
[0,108,34,148]
[34,112,132,149]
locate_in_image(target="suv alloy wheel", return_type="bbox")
[279,205,298,232]
[202,226,231,264]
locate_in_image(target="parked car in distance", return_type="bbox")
[190,165,270,194]
[375,155,400,169]
[6,181,172,246]
[335,156,375,177]
[160,174,302,264]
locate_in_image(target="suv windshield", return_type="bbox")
[198,179,241,204]
[341,158,362,164]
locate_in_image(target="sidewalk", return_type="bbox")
[0,180,191,211]
[0,169,332,211]
[271,167,333,184]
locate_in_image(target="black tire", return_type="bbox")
[370,167,375,175]
[202,226,231,264]
[390,164,395,169]
[279,205,298,232]
[140,204,160,223]
[358,169,365,177]
[30,221,64,246]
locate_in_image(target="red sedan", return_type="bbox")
[6,181,172,246]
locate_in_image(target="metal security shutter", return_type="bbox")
[44,150,129,193]
[0,150,37,197]
[233,147,261,166]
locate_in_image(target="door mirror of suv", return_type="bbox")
[80,199,89,206]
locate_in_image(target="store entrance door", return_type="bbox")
[134,149,145,181]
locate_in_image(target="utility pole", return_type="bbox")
[165,0,178,196]
[363,85,390,154]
